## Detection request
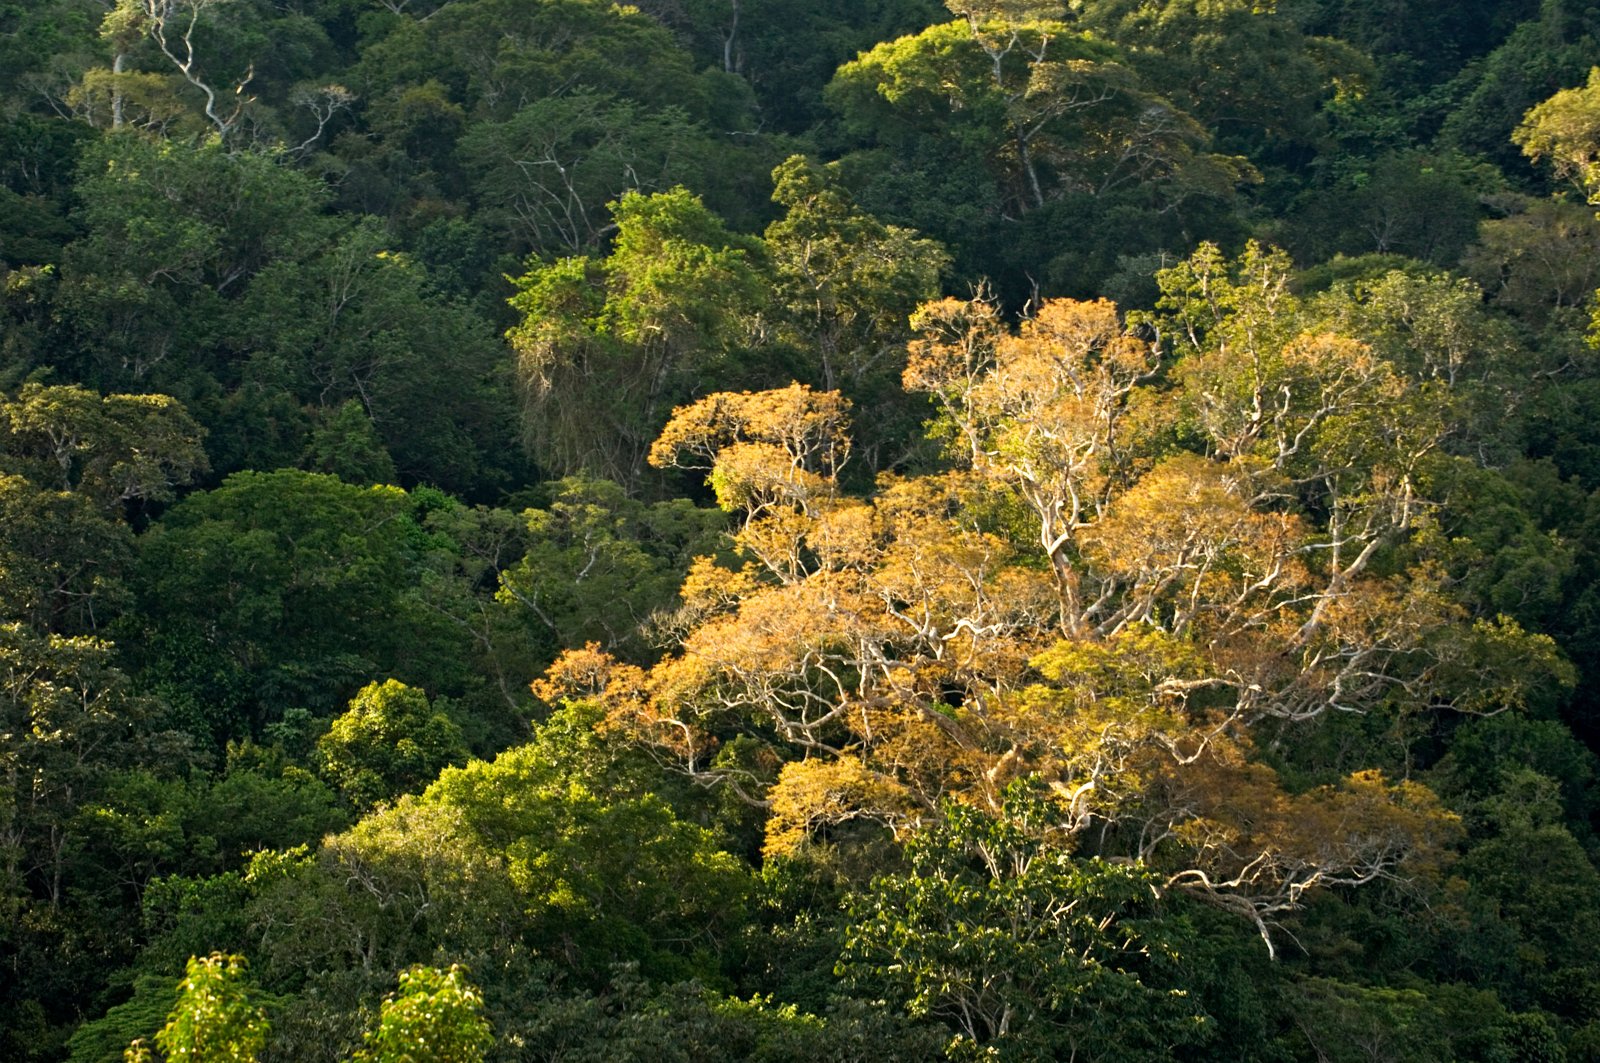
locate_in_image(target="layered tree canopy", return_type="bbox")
[9,0,1600,1060]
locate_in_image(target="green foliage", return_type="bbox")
[763,154,946,470]
[839,782,1208,1059]
[498,964,948,1062]
[1287,150,1494,266]
[1284,978,1563,1063]
[675,0,945,131]
[1465,195,1600,326]
[13,1,1600,1059]
[0,619,182,1062]
[130,953,269,1063]
[420,745,752,982]
[827,17,1125,212]
[505,188,767,487]
[317,679,468,808]
[60,135,329,393]
[498,476,725,662]
[133,470,467,740]
[301,401,398,486]
[354,964,492,1063]
[241,724,749,993]
[76,757,345,896]
[825,9,1253,296]
[0,472,134,633]
[67,976,178,1063]
[352,0,723,123]
[237,221,516,496]
[1518,65,1600,199]
[0,622,156,907]
[1077,0,1340,160]
[1440,0,1600,177]
[0,382,208,513]
[461,93,710,257]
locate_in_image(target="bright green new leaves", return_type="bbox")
[506,188,765,487]
[354,965,492,1063]
[317,680,468,809]
[422,748,750,980]
[1518,67,1600,201]
[126,953,269,1063]
[840,783,1206,1060]
[248,734,749,988]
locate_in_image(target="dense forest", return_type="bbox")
[11,0,1600,1059]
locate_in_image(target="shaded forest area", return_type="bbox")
[10,0,1600,1059]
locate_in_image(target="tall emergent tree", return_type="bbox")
[548,243,1564,979]
[505,188,765,489]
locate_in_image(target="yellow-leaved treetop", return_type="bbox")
[533,245,1571,953]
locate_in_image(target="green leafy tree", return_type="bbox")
[839,782,1208,1060]
[410,501,545,732]
[1463,195,1600,326]
[506,188,766,488]
[351,0,724,123]
[461,93,709,257]
[1284,979,1564,1063]
[301,401,398,487]
[419,748,751,982]
[134,471,465,742]
[0,623,157,917]
[1518,65,1600,200]
[67,975,179,1063]
[101,0,258,140]
[0,474,133,634]
[828,6,1247,217]
[0,383,208,515]
[317,680,468,809]
[497,476,725,663]
[238,220,516,496]
[492,964,948,1061]
[0,620,175,1061]
[1287,150,1492,267]
[823,5,1251,296]
[673,0,945,131]
[59,135,328,396]
[1077,0,1352,160]
[353,964,492,1063]
[125,953,268,1063]
[1307,265,1541,463]
[1441,0,1600,176]
[759,155,951,475]
[246,738,749,989]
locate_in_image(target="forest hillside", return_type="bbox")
[7,0,1600,1059]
